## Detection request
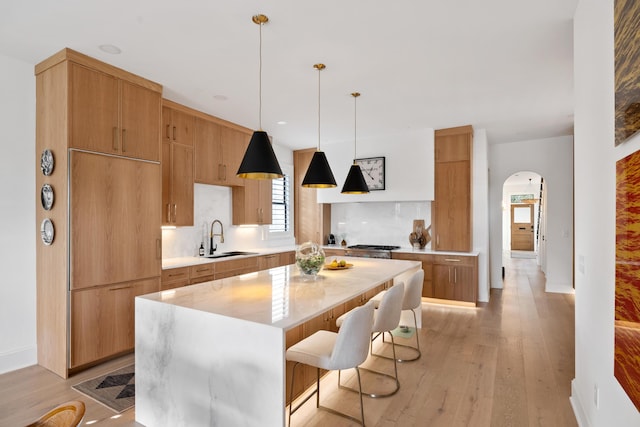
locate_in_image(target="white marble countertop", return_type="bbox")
[162,245,297,269]
[141,256,421,331]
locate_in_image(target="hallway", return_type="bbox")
[0,257,576,426]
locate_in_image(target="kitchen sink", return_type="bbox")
[205,251,258,259]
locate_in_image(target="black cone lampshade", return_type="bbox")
[236,13,283,180]
[237,131,283,179]
[341,163,369,194]
[341,91,369,194]
[302,151,337,188]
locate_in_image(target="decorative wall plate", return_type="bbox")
[40,218,54,245]
[41,184,54,210]
[40,149,54,176]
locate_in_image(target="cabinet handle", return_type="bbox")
[218,164,223,181]
[173,126,176,141]
[156,239,161,259]
[195,267,209,272]
[112,127,118,150]
[172,204,177,223]
[166,124,171,139]
[109,285,132,291]
[436,235,440,247]
[444,258,461,262]
[122,129,127,152]
[448,267,451,283]
[166,204,172,223]
[454,267,457,284]
[223,164,227,181]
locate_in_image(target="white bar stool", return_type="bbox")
[371,269,424,362]
[335,281,405,398]
[286,300,375,426]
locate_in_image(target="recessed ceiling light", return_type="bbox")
[213,95,228,101]
[277,121,287,125]
[99,44,121,54]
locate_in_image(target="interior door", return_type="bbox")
[511,204,534,251]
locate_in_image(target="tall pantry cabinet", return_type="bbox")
[432,125,473,252]
[35,48,162,378]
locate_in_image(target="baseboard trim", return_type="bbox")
[570,378,589,427]
[0,345,37,375]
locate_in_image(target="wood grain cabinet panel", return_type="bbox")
[432,255,477,304]
[70,277,159,369]
[232,179,272,225]
[194,117,222,184]
[293,148,331,244]
[69,63,160,162]
[161,267,190,290]
[70,151,161,290]
[162,106,195,147]
[432,125,473,252]
[189,264,215,284]
[391,252,434,297]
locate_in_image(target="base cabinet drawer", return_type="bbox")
[161,266,190,290]
[70,277,160,368]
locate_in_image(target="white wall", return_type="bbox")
[489,136,574,294]
[473,129,490,302]
[317,129,434,203]
[572,1,640,425]
[0,53,36,373]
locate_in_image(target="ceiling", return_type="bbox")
[0,0,578,151]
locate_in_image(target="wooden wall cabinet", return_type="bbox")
[293,148,331,244]
[69,62,160,162]
[162,102,194,226]
[232,179,272,225]
[432,125,473,252]
[162,105,195,146]
[35,48,163,378]
[194,119,248,187]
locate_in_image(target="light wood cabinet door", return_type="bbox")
[70,277,159,368]
[69,63,119,154]
[162,141,194,226]
[432,125,472,252]
[433,160,471,252]
[120,80,161,161]
[70,151,161,289]
[293,148,331,244]
[220,126,249,187]
[232,179,272,225]
[69,63,160,162]
[432,255,477,303]
[391,252,434,297]
[194,117,222,184]
[162,106,195,147]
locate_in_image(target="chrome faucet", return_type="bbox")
[210,219,225,255]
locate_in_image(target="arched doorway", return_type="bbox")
[502,171,546,274]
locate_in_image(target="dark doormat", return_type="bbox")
[72,364,135,413]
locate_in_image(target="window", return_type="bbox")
[270,172,291,234]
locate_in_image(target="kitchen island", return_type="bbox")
[135,257,421,427]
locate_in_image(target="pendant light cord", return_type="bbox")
[317,67,321,151]
[258,21,263,131]
[353,94,357,161]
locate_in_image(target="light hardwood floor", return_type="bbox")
[1,257,576,426]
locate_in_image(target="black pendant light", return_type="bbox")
[237,14,283,180]
[341,92,369,194]
[302,64,337,188]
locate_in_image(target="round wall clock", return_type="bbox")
[41,184,54,210]
[40,149,54,176]
[355,156,385,191]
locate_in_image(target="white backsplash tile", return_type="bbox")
[162,184,293,259]
[330,201,432,248]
